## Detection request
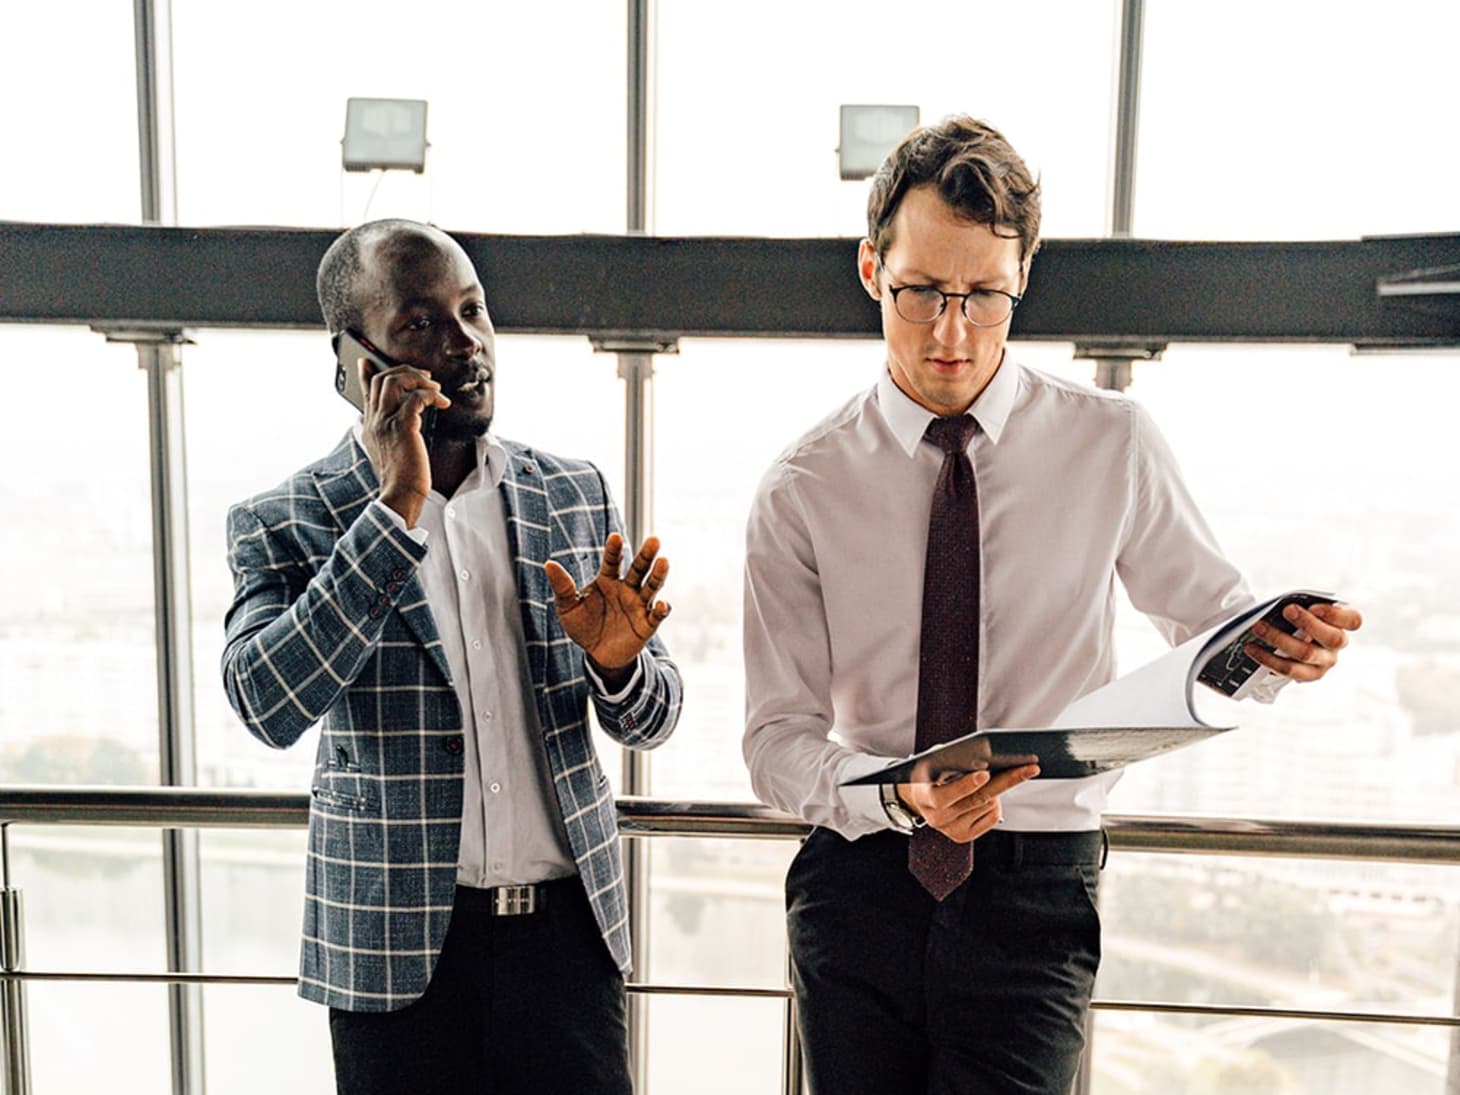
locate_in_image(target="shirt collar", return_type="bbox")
[350,420,509,489]
[875,353,1019,458]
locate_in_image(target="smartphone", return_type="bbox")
[332,328,436,444]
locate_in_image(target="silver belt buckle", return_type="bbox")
[491,884,539,916]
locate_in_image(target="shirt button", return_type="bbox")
[492,861,504,872]
[458,569,470,582]
[480,711,493,722]
[489,781,501,794]
[446,506,456,519]
[471,639,482,650]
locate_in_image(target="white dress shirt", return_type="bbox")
[743,359,1254,835]
[355,426,636,887]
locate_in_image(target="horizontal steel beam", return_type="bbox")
[2,786,1459,864]
[1,223,1457,346]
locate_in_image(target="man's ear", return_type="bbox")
[857,239,881,300]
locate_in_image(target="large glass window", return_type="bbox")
[169,1,627,233]
[1113,347,1460,825]
[0,6,140,224]
[199,828,333,1094]
[10,830,170,1092]
[653,0,1120,238]
[0,328,159,784]
[1137,1,1460,238]
[1092,854,1460,1092]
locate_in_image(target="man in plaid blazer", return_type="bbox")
[222,219,682,1093]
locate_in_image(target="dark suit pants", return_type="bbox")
[788,827,1103,1095]
[329,879,631,1095]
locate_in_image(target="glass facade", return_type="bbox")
[1,2,1456,1092]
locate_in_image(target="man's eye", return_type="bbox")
[406,317,432,331]
[463,302,484,317]
[909,286,943,302]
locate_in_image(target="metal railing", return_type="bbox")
[3,786,1460,1095]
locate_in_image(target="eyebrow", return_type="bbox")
[887,265,1011,289]
[395,285,485,311]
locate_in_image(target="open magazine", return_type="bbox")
[842,590,1336,785]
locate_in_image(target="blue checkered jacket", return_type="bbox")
[221,432,681,1011]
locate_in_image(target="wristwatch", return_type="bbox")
[880,783,926,834]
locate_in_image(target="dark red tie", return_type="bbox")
[909,414,981,900]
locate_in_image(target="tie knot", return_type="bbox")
[924,415,976,455]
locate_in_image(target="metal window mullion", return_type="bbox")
[1092,0,1148,392]
[142,343,206,1095]
[1110,0,1144,239]
[134,1,204,1092]
[623,1,655,1090]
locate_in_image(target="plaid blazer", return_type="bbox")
[221,431,681,1011]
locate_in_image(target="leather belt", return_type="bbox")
[456,882,550,916]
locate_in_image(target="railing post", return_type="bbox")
[1,825,32,1095]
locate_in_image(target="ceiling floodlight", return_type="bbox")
[837,104,920,180]
[342,98,429,173]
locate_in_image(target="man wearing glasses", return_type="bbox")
[742,116,1361,1092]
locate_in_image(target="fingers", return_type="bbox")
[1249,600,1359,682]
[597,533,625,582]
[602,534,673,614]
[543,560,581,610]
[365,363,451,421]
[622,536,661,590]
[1317,602,1363,630]
[1244,640,1330,682]
[906,764,1040,841]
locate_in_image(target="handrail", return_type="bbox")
[1,786,1459,864]
[3,782,1459,1095]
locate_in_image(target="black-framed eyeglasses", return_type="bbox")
[878,260,1021,328]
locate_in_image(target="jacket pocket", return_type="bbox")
[310,783,369,813]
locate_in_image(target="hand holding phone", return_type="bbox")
[333,328,444,527]
[333,328,438,446]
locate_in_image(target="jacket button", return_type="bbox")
[392,568,406,580]
[369,606,382,619]
[443,736,464,755]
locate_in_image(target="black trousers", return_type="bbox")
[788,827,1103,1095]
[329,879,632,1095]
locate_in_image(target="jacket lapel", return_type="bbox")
[499,444,551,693]
[311,432,452,686]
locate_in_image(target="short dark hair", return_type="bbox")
[866,115,1041,264]
[315,218,426,334]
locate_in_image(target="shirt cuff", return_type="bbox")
[838,752,904,831]
[371,499,429,546]
[585,656,643,702]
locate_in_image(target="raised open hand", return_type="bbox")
[545,533,672,678]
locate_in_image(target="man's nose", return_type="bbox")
[442,318,482,358]
[931,297,976,343]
